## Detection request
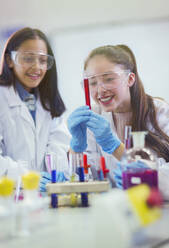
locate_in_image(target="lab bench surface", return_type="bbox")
[2,202,169,248]
[2,207,95,248]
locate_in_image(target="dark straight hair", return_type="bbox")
[84,45,169,161]
[0,27,66,118]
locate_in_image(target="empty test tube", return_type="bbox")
[124,125,132,149]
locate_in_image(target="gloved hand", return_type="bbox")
[39,171,67,192]
[113,160,148,189]
[86,111,121,154]
[67,106,91,152]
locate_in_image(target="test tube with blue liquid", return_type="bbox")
[76,153,88,207]
[46,154,58,208]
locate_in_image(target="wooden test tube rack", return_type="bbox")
[46,181,110,194]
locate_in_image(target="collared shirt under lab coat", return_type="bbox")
[86,98,169,181]
[0,85,71,179]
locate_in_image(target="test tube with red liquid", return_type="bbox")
[83,154,90,181]
[100,156,109,179]
[84,78,91,109]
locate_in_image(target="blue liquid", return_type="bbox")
[51,193,58,208]
[78,167,89,207]
[51,170,57,208]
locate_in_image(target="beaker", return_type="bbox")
[121,131,158,189]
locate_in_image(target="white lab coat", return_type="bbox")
[0,85,71,179]
[86,98,169,183]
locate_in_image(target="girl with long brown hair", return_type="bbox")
[67,44,169,188]
[0,27,70,191]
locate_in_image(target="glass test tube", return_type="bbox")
[84,78,91,109]
[76,153,88,207]
[46,154,58,208]
[124,125,132,149]
[100,156,109,179]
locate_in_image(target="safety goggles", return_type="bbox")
[83,70,131,91]
[11,51,55,70]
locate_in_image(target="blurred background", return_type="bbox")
[1,0,169,117]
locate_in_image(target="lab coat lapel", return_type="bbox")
[36,97,51,135]
[20,104,35,129]
[7,86,35,130]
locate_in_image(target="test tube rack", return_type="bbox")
[46,181,110,207]
[46,181,109,194]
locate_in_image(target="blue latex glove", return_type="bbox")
[67,106,91,152]
[113,160,148,189]
[86,111,121,154]
[39,171,67,192]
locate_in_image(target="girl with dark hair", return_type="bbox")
[67,44,169,189]
[0,27,70,191]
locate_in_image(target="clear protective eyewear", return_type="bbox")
[83,70,131,91]
[11,51,55,70]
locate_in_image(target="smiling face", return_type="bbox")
[85,55,135,113]
[9,39,48,92]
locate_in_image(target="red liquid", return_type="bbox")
[84,78,91,109]
[122,168,158,189]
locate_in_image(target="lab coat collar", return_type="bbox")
[6,86,35,129]
[7,86,22,107]
[5,86,51,133]
[15,81,38,102]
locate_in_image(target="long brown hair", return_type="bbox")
[0,27,66,118]
[84,45,169,161]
